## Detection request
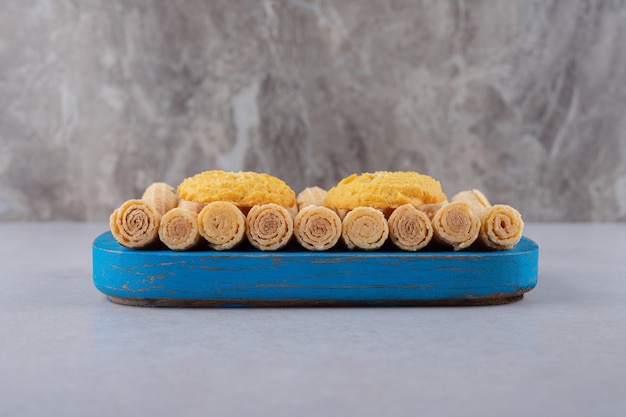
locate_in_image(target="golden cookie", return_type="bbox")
[324,171,447,210]
[177,170,296,208]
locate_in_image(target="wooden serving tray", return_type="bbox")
[92,232,538,307]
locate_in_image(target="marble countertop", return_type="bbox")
[1,222,625,417]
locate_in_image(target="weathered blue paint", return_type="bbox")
[92,232,538,307]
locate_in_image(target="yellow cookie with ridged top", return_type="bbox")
[177,170,296,208]
[324,171,447,210]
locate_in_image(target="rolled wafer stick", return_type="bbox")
[335,208,349,220]
[109,199,161,249]
[479,204,524,250]
[342,207,389,250]
[294,206,342,251]
[432,201,480,251]
[286,203,298,220]
[141,182,178,216]
[296,186,328,210]
[246,204,294,251]
[388,204,433,251]
[158,208,200,250]
[451,190,524,250]
[198,201,246,250]
[417,200,448,222]
[178,199,206,215]
[450,189,490,217]
[294,187,341,251]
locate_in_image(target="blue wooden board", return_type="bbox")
[92,232,538,307]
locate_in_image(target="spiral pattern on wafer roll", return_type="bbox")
[158,208,200,251]
[432,201,480,251]
[342,207,389,250]
[198,201,246,250]
[110,199,161,248]
[294,206,342,251]
[388,204,433,251]
[246,204,294,251]
[480,204,524,250]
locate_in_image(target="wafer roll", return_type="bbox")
[178,199,206,215]
[287,203,299,220]
[450,189,490,217]
[294,206,342,251]
[335,208,349,220]
[388,204,433,251]
[246,204,294,251]
[417,200,448,222]
[158,208,200,250]
[452,190,524,250]
[479,204,524,250]
[342,207,389,250]
[297,186,327,210]
[109,199,161,249]
[141,182,178,216]
[432,201,480,251]
[198,201,246,250]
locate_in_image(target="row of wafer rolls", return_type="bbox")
[320,171,524,251]
[109,171,524,252]
[329,197,523,252]
[166,199,292,251]
[449,189,524,250]
[294,187,432,252]
[110,172,299,251]
[110,186,294,251]
[320,198,522,252]
[111,182,418,252]
[294,186,432,251]
[110,182,201,250]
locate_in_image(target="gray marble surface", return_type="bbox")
[0,223,625,417]
[1,1,626,221]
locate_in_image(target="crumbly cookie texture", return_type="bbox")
[177,170,296,208]
[324,171,447,210]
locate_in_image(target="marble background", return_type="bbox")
[1,0,625,221]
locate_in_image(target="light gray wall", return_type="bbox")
[1,0,625,221]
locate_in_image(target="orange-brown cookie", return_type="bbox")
[324,171,446,210]
[177,170,296,208]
